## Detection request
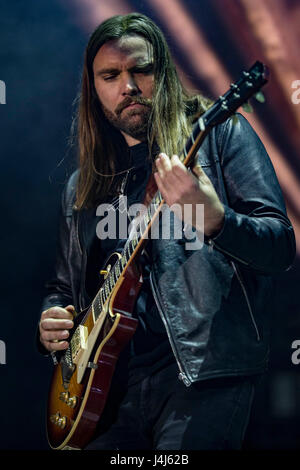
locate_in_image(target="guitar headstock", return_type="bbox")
[202,61,269,128]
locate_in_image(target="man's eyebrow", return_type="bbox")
[95,62,154,77]
[95,67,120,77]
[131,62,153,70]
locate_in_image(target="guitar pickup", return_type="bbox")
[79,325,88,350]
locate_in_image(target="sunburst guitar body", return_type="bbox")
[47,252,141,449]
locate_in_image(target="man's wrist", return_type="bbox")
[204,205,225,238]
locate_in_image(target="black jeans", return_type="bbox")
[85,363,257,450]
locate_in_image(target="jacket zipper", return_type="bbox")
[150,271,192,387]
[208,239,260,341]
[74,212,85,311]
[207,238,249,265]
[231,261,261,341]
[75,211,83,257]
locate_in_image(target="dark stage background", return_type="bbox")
[0,0,300,450]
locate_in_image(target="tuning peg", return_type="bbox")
[242,102,253,113]
[254,91,265,103]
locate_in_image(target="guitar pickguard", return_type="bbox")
[60,350,75,390]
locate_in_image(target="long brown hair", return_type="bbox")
[74,13,211,209]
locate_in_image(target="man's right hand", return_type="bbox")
[39,305,75,352]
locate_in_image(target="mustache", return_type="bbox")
[115,96,152,116]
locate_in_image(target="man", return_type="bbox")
[38,13,295,450]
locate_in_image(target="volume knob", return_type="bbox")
[50,411,67,429]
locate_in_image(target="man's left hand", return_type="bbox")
[154,153,225,238]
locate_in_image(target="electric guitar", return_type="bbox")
[46,61,268,449]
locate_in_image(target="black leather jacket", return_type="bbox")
[41,114,296,386]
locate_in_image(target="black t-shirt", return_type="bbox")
[85,142,175,385]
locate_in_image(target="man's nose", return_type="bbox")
[122,73,140,95]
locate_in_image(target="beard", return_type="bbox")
[101,96,152,142]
